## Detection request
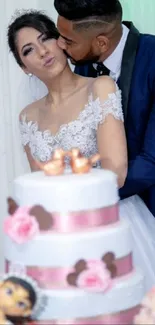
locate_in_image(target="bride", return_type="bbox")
[8,10,155,291]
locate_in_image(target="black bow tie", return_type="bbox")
[95,63,110,76]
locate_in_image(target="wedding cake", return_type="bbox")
[4,150,144,324]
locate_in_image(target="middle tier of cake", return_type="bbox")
[5,219,134,289]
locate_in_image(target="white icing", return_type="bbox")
[14,169,118,211]
[38,270,144,319]
[5,220,131,266]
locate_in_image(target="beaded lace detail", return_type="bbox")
[19,88,123,162]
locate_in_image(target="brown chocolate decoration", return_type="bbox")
[66,273,77,286]
[108,264,117,278]
[66,259,87,287]
[67,253,117,287]
[29,205,53,231]
[74,260,87,274]
[102,252,115,265]
[7,197,19,215]
[102,252,117,278]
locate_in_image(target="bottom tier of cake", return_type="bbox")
[28,270,144,324]
[28,305,140,324]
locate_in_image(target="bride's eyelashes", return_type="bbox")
[41,34,49,41]
[23,48,33,56]
[22,34,53,56]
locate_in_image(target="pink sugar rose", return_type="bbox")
[87,260,106,272]
[77,260,112,293]
[13,206,30,215]
[4,207,39,244]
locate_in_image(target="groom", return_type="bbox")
[54,0,155,216]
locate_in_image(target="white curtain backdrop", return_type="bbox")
[0,0,57,271]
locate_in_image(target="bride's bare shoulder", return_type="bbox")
[19,97,46,121]
[92,76,117,93]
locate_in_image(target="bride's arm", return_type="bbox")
[93,76,127,188]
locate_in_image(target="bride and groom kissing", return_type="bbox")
[7,0,155,289]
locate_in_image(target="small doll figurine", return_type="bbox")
[0,273,45,325]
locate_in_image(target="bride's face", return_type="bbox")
[16,27,68,81]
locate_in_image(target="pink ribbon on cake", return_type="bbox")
[49,204,119,232]
[6,199,119,234]
[6,253,132,289]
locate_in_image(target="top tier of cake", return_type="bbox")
[13,169,119,232]
[14,169,118,211]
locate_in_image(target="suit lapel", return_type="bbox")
[119,22,140,120]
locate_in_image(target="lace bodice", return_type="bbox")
[19,88,123,163]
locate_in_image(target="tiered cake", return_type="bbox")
[4,167,144,324]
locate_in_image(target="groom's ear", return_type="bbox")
[96,34,110,53]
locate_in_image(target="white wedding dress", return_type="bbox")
[19,85,155,293]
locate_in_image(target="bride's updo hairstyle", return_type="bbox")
[7,9,59,67]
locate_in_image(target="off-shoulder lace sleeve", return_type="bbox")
[19,114,37,146]
[91,84,124,125]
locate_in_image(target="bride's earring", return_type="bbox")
[28,73,32,77]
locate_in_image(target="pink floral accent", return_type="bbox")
[87,260,106,272]
[4,207,39,244]
[14,206,30,215]
[77,260,112,292]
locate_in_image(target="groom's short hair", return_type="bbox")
[54,0,122,31]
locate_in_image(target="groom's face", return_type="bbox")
[57,16,100,65]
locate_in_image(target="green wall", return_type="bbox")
[120,0,155,34]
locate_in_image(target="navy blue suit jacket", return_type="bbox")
[75,22,155,216]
